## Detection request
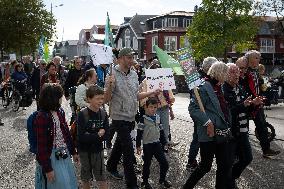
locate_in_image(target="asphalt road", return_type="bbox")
[0,94,283,189]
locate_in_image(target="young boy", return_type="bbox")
[136,97,172,189]
[77,85,108,189]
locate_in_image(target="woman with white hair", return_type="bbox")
[244,50,280,157]
[186,56,218,170]
[184,62,232,189]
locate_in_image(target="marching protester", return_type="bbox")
[139,61,176,151]
[241,51,280,157]
[96,64,109,88]
[34,83,78,189]
[53,56,64,84]
[77,85,108,189]
[186,56,218,170]
[11,63,28,95]
[22,55,34,78]
[40,62,59,89]
[104,47,161,189]
[64,56,83,99]
[136,97,172,189]
[31,59,47,110]
[184,62,231,189]
[222,63,256,188]
[75,68,97,109]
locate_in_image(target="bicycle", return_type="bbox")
[1,81,13,108]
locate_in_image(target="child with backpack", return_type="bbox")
[77,85,108,189]
[136,97,172,189]
[33,83,78,189]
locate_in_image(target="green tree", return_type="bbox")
[187,0,259,62]
[0,0,56,60]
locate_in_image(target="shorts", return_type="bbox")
[79,151,106,182]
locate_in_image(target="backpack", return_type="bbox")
[27,111,49,154]
[27,109,64,154]
[70,107,106,148]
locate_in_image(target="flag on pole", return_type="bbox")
[38,35,45,59]
[104,12,114,47]
[43,38,49,61]
[154,45,184,75]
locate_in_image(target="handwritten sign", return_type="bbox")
[176,48,203,90]
[145,68,176,91]
[88,43,113,66]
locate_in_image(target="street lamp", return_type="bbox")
[50,3,64,15]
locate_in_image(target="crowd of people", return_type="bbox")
[0,48,281,189]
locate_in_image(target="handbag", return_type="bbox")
[215,128,232,144]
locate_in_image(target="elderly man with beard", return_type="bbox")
[236,54,280,158]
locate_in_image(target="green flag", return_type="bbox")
[104,12,114,47]
[154,45,184,75]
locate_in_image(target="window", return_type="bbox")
[162,18,167,28]
[153,21,157,29]
[152,36,158,52]
[168,18,178,27]
[260,38,275,53]
[164,36,177,52]
[125,29,131,48]
[280,43,284,49]
[133,37,138,50]
[117,38,122,49]
[184,19,192,28]
[180,36,190,48]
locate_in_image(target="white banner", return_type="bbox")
[145,68,176,91]
[88,43,113,66]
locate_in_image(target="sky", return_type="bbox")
[43,0,202,41]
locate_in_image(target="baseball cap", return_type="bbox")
[118,48,135,58]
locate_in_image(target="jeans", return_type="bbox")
[232,133,253,179]
[253,108,270,152]
[183,141,231,189]
[142,142,169,182]
[106,120,137,187]
[157,106,170,143]
[188,124,199,163]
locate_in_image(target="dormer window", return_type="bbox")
[153,21,157,30]
[183,19,192,28]
[125,29,131,48]
[162,18,167,28]
[168,18,178,27]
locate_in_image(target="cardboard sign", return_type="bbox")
[176,48,203,90]
[145,68,176,91]
[88,43,113,66]
[9,54,16,61]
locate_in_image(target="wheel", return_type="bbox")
[2,88,10,108]
[255,122,276,142]
[12,91,20,112]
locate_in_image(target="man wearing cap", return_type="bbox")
[104,48,160,189]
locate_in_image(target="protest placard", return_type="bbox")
[176,48,203,90]
[176,48,205,112]
[145,68,176,91]
[88,43,113,66]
